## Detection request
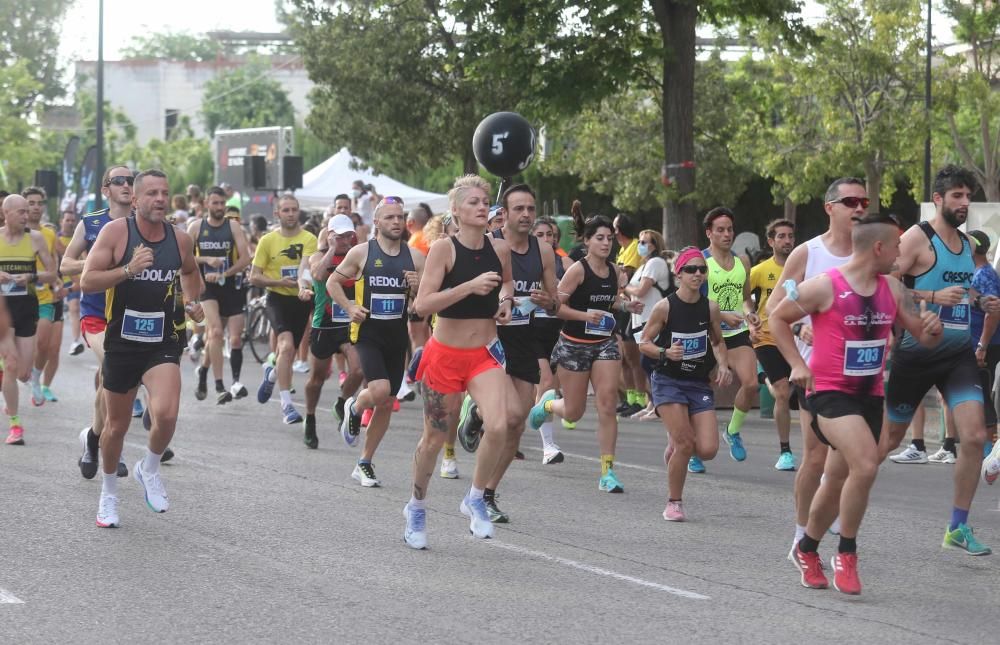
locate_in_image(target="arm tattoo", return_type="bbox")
[423,387,449,433]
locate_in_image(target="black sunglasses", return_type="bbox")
[827,196,870,210]
[680,265,708,274]
[105,176,134,187]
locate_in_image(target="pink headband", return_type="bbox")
[674,247,704,271]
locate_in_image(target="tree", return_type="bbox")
[0,0,73,115]
[120,31,224,62]
[0,62,55,188]
[121,119,214,195]
[200,59,296,136]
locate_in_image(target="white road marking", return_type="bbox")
[522,447,663,474]
[489,541,709,600]
[0,588,24,604]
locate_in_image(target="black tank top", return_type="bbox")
[653,293,716,381]
[562,258,618,342]
[106,217,183,351]
[493,230,542,328]
[195,218,236,282]
[351,239,414,344]
[439,235,502,319]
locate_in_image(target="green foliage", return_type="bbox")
[121,133,214,195]
[120,30,224,62]
[200,59,296,136]
[0,0,73,115]
[0,61,54,188]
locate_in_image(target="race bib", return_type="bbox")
[510,296,536,326]
[280,265,298,281]
[1,281,27,296]
[486,337,507,368]
[720,311,745,333]
[585,309,616,337]
[843,339,886,377]
[939,297,970,331]
[331,302,350,324]
[121,308,165,343]
[670,330,708,360]
[370,293,405,320]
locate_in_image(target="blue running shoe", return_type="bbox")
[403,503,428,549]
[943,523,992,555]
[459,494,495,538]
[131,397,144,418]
[529,389,557,430]
[598,468,624,493]
[257,365,276,403]
[282,403,303,425]
[724,431,747,461]
[688,456,706,474]
[406,346,423,383]
[775,451,797,471]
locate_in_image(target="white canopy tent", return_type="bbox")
[296,148,450,214]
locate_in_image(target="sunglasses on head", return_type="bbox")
[828,196,870,209]
[381,196,404,206]
[105,176,134,187]
[680,265,708,274]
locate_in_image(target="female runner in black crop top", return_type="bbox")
[403,174,515,549]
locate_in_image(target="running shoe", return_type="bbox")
[69,340,85,356]
[132,397,144,418]
[340,396,361,447]
[775,451,797,471]
[615,400,632,415]
[282,404,303,425]
[529,389,557,430]
[142,407,152,431]
[216,390,233,405]
[440,457,459,479]
[983,440,1000,485]
[889,443,928,464]
[5,425,24,445]
[194,368,208,401]
[928,447,956,464]
[292,359,310,374]
[230,382,248,399]
[116,458,128,477]
[333,397,346,423]
[41,385,57,402]
[406,346,423,383]
[304,415,318,450]
[360,407,374,429]
[30,380,45,407]
[542,446,564,465]
[133,460,169,513]
[663,500,685,522]
[792,544,829,589]
[265,352,276,367]
[351,462,380,487]
[598,468,624,493]
[161,447,174,463]
[392,398,400,412]
[338,371,347,386]
[403,503,428,549]
[723,431,747,461]
[257,365,276,403]
[943,523,992,555]
[78,428,98,479]
[457,395,483,453]
[830,553,861,595]
[687,456,705,474]
[96,494,119,528]
[485,496,509,523]
[561,419,576,430]
[514,450,525,460]
[460,494,495,539]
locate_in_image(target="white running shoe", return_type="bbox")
[439,458,459,479]
[983,441,1000,485]
[889,443,928,464]
[96,494,119,528]
[351,463,381,487]
[542,445,565,465]
[460,494,495,539]
[133,460,169,512]
[928,447,956,464]
[230,381,248,399]
[403,503,428,550]
[292,360,310,373]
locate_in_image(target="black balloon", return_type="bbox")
[472,112,536,178]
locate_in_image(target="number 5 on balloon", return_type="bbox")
[492,132,508,154]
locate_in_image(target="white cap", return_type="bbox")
[488,206,502,221]
[328,214,355,235]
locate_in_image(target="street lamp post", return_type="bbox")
[924,0,932,202]
[95,0,105,211]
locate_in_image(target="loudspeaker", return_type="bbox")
[33,169,59,199]
[282,156,303,190]
[243,156,266,190]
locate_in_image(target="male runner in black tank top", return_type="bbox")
[81,170,205,529]
[188,186,251,404]
[328,197,424,487]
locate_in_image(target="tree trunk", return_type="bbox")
[783,196,797,224]
[985,177,1000,202]
[653,0,699,248]
[863,157,882,214]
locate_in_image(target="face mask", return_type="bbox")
[637,243,650,258]
[351,189,361,199]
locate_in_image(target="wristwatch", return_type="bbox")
[123,264,133,279]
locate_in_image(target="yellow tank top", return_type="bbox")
[35,226,57,304]
[0,231,37,298]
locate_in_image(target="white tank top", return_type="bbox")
[796,235,851,361]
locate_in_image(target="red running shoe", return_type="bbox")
[793,544,829,589]
[361,407,374,429]
[830,553,861,595]
[392,398,400,412]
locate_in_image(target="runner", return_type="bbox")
[81,169,204,528]
[749,219,798,470]
[638,247,732,522]
[22,186,62,406]
[767,177,861,555]
[696,207,755,471]
[251,194,317,424]
[883,165,1000,555]
[329,197,423,486]
[0,194,56,445]
[299,214,364,449]
[403,174,514,549]
[60,208,85,357]
[527,215,643,494]
[188,186,251,404]
[772,213,943,595]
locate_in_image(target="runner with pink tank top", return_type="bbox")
[771,213,943,596]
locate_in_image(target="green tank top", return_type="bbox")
[705,252,747,337]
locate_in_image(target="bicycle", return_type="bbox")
[244,293,273,364]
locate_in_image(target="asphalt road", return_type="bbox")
[1,337,998,643]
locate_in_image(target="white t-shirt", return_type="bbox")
[629,256,672,330]
[357,193,374,228]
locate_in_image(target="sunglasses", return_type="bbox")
[381,196,404,206]
[105,176,134,187]
[680,265,708,274]
[828,196,870,209]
